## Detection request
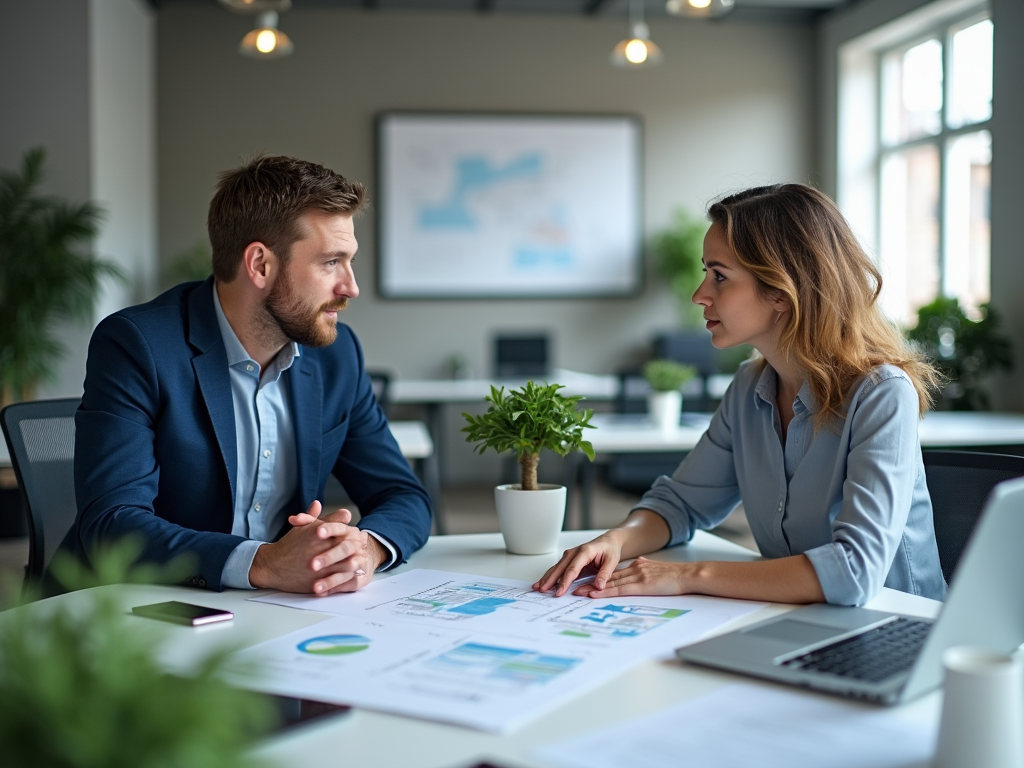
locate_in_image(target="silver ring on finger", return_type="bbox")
[354,568,367,577]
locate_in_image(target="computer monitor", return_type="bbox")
[494,335,549,378]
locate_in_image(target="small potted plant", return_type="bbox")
[462,382,594,555]
[643,359,697,431]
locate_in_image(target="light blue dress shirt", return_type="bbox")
[214,288,395,588]
[633,360,947,606]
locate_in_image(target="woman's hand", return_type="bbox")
[533,509,673,597]
[533,530,627,597]
[573,557,687,597]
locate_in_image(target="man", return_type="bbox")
[61,155,431,594]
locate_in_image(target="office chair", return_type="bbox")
[922,449,1024,583]
[0,398,80,587]
[366,369,392,417]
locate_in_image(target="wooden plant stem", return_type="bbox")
[519,452,540,491]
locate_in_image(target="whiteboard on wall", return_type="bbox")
[376,112,642,299]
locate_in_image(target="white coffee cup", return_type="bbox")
[933,646,1024,768]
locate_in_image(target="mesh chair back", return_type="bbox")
[366,370,392,417]
[0,399,79,583]
[923,449,1024,583]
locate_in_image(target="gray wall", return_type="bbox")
[818,0,1024,410]
[157,6,816,382]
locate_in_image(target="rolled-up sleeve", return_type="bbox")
[803,374,921,606]
[631,387,742,547]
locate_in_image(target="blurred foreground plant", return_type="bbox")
[0,541,274,768]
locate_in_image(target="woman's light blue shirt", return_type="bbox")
[633,360,947,606]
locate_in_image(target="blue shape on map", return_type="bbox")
[515,247,574,269]
[420,152,543,230]
[447,597,517,616]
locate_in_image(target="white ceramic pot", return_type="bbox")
[647,390,682,431]
[494,483,566,555]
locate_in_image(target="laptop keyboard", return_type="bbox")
[780,617,932,683]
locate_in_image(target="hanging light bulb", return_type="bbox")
[665,0,735,19]
[611,1,663,68]
[239,11,294,59]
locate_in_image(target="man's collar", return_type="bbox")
[212,282,300,371]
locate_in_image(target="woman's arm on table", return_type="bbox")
[573,551,826,604]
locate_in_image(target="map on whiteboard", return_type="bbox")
[378,114,641,297]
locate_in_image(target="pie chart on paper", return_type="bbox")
[297,634,371,656]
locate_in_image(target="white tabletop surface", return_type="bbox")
[2,530,943,768]
[391,368,620,404]
[584,410,1024,454]
[0,419,433,467]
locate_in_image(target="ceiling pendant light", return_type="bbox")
[610,1,663,68]
[219,0,292,13]
[239,11,294,59]
[665,0,735,20]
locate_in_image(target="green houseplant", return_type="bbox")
[651,208,708,328]
[905,297,1013,410]
[0,147,125,404]
[462,382,594,554]
[0,544,274,768]
[643,359,697,431]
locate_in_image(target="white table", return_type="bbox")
[0,421,436,537]
[0,531,942,768]
[567,410,1024,529]
[0,420,433,467]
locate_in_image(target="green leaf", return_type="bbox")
[461,381,596,486]
[0,147,128,399]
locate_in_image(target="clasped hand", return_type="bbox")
[249,500,384,595]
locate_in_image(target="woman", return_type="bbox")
[535,184,946,607]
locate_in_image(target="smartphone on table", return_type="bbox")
[131,600,234,626]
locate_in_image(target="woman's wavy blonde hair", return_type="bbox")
[708,184,940,428]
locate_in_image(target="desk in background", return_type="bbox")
[391,369,620,530]
[567,410,1024,529]
[0,530,943,768]
[0,420,435,536]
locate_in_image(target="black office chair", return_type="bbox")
[366,369,392,417]
[0,398,80,588]
[922,449,1024,583]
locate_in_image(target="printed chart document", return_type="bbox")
[536,683,937,768]
[239,569,765,732]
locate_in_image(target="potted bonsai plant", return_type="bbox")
[0,147,124,405]
[462,382,594,555]
[643,358,697,431]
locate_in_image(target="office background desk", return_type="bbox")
[3,531,943,768]
[392,369,619,531]
[568,411,1024,529]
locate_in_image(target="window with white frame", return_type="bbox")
[837,3,992,326]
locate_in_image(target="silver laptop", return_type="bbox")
[676,476,1024,705]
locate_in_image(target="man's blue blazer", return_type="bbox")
[61,278,432,590]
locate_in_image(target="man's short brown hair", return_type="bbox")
[208,155,366,282]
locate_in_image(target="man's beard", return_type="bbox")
[261,268,346,348]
